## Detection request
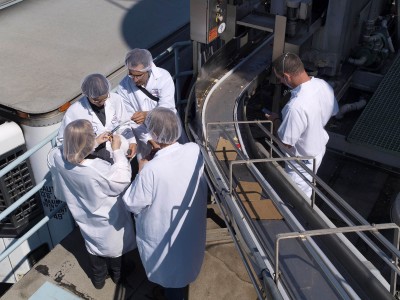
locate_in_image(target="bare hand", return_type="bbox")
[95,132,111,145]
[148,139,160,150]
[131,111,148,124]
[127,143,137,158]
[265,112,279,121]
[111,134,122,150]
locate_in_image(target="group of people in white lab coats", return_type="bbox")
[48,48,208,299]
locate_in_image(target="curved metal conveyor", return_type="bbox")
[187,35,400,300]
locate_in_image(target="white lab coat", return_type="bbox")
[117,62,177,118]
[57,92,136,157]
[48,146,136,257]
[117,63,177,151]
[278,77,338,197]
[123,142,207,288]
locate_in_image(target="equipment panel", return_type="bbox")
[190,0,227,44]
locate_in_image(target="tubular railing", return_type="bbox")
[275,224,400,295]
[204,119,400,297]
[0,41,192,268]
[0,129,63,263]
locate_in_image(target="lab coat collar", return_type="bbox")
[153,142,180,158]
[150,62,162,80]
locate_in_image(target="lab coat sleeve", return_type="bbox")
[157,72,176,112]
[135,124,152,144]
[117,81,135,116]
[47,147,65,201]
[114,94,137,144]
[56,113,74,146]
[102,149,131,195]
[122,167,153,215]
[277,107,307,147]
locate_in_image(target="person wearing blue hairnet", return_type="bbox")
[123,107,207,300]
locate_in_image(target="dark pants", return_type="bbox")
[164,286,188,300]
[88,253,122,285]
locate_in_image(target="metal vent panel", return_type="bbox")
[348,54,400,156]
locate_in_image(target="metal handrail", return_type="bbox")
[206,120,318,203]
[274,223,400,296]
[0,130,65,265]
[204,118,400,296]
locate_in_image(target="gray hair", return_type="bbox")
[145,107,182,144]
[125,48,153,72]
[81,73,111,98]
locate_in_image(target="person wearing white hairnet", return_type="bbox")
[48,119,136,289]
[57,73,137,163]
[123,107,207,300]
[117,48,178,158]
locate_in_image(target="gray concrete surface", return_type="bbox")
[1,204,258,300]
[0,0,189,114]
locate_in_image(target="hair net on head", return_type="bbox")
[125,48,153,72]
[81,73,111,98]
[63,119,96,164]
[145,107,182,144]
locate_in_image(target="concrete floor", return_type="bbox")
[1,204,258,300]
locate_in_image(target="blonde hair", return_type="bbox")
[63,119,96,164]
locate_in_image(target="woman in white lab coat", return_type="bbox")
[123,107,207,300]
[57,73,136,163]
[117,49,181,157]
[48,119,136,289]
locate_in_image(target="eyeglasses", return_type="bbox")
[128,72,146,80]
[90,93,109,103]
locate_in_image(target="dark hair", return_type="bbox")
[273,52,304,77]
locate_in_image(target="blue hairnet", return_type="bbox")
[81,73,111,98]
[63,119,96,164]
[145,107,182,144]
[125,49,153,72]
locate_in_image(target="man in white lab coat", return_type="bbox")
[48,119,136,289]
[117,49,178,158]
[266,53,338,197]
[57,73,137,163]
[123,107,207,300]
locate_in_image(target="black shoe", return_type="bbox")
[92,279,105,289]
[110,273,121,284]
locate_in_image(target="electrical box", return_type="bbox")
[190,0,227,44]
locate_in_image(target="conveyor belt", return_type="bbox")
[348,54,400,156]
[194,36,358,299]
[189,33,398,299]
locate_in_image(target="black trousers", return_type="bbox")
[164,285,189,300]
[88,253,122,284]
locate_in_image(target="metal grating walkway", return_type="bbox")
[348,54,400,157]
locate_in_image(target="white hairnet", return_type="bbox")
[63,119,96,164]
[81,73,111,98]
[145,107,182,144]
[125,48,153,72]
